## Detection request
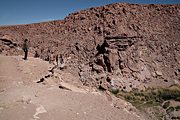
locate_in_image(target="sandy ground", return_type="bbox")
[0,55,148,120]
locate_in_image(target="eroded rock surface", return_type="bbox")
[0,3,179,91]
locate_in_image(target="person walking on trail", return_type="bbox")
[56,54,63,66]
[22,39,29,60]
[55,53,64,69]
[49,51,55,64]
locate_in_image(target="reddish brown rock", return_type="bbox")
[0,3,179,91]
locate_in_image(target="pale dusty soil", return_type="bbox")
[0,55,148,120]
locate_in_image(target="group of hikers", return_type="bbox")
[22,39,65,69]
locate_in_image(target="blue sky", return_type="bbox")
[0,0,179,26]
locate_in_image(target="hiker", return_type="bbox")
[47,48,51,63]
[55,54,59,66]
[34,50,40,58]
[56,54,65,69]
[22,39,29,60]
[49,51,55,64]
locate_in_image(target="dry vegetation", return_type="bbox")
[116,85,180,119]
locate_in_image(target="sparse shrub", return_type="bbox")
[166,106,175,113]
[175,97,180,101]
[157,87,180,101]
[116,85,180,120]
[140,97,146,101]
[162,101,170,109]
[175,106,180,111]
[125,95,134,101]
[134,91,143,96]
[117,85,180,109]
[110,87,119,95]
[171,116,180,119]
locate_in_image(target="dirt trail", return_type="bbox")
[0,55,148,120]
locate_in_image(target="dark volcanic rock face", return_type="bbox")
[0,3,179,91]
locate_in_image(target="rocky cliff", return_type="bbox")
[0,3,179,91]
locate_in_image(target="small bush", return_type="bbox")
[110,87,119,95]
[162,101,170,109]
[175,97,180,101]
[171,116,180,119]
[117,85,180,109]
[175,106,180,111]
[157,86,180,101]
[166,106,175,113]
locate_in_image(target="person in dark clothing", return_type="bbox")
[22,39,29,60]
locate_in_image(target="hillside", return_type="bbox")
[0,3,179,92]
[0,2,180,120]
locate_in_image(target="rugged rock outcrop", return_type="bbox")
[0,3,179,91]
